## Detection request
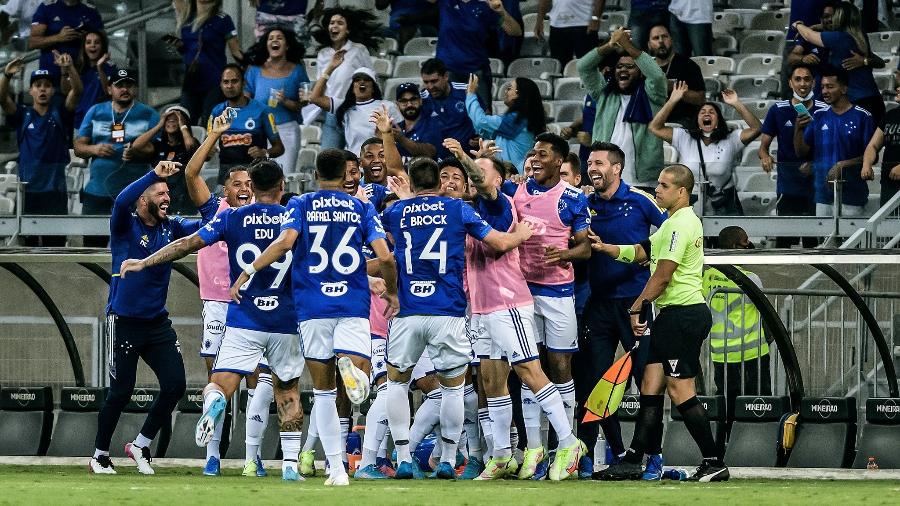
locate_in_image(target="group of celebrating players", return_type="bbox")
[88,103,728,485]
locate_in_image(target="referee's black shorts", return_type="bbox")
[647,303,712,379]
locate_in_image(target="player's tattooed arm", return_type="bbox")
[442,137,497,200]
[120,234,207,277]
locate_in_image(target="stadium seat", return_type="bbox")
[663,396,726,466]
[301,124,322,147]
[224,389,280,461]
[549,101,583,123]
[521,12,543,36]
[739,191,777,215]
[748,11,789,31]
[739,31,785,55]
[371,57,392,78]
[393,56,430,78]
[520,36,548,57]
[165,389,216,459]
[507,58,561,79]
[712,12,743,35]
[735,55,782,77]
[109,388,167,457]
[728,76,779,99]
[403,37,437,56]
[723,99,773,121]
[497,77,552,99]
[691,56,735,78]
[875,74,895,96]
[704,77,722,97]
[303,58,319,80]
[787,397,856,468]
[0,386,53,456]
[725,395,789,467]
[599,12,627,32]
[382,77,415,102]
[554,78,586,101]
[663,143,678,163]
[868,32,900,55]
[376,38,399,56]
[0,196,13,215]
[298,148,318,172]
[489,58,505,76]
[852,398,900,469]
[713,34,738,56]
[738,171,777,192]
[47,387,105,457]
[887,101,899,113]
[562,59,579,78]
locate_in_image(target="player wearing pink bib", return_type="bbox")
[184,112,273,477]
[506,133,592,479]
[445,140,585,481]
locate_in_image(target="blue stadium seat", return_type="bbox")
[224,389,280,461]
[0,386,53,456]
[109,388,168,457]
[852,398,900,469]
[663,396,726,466]
[787,397,857,468]
[724,395,789,467]
[47,387,105,457]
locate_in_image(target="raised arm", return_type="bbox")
[309,50,345,111]
[793,22,824,48]
[465,74,504,137]
[489,0,522,37]
[444,137,497,199]
[0,58,22,115]
[649,81,686,143]
[57,52,83,112]
[131,114,167,157]
[120,233,208,276]
[371,105,408,180]
[721,89,761,144]
[111,162,181,234]
[185,111,233,206]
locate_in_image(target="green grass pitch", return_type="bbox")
[1,466,899,505]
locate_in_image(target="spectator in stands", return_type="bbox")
[577,28,667,192]
[1,0,42,50]
[534,0,602,66]
[759,64,827,246]
[28,0,103,77]
[703,226,771,426]
[667,0,712,58]
[490,0,525,67]
[244,26,310,174]
[130,106,200,216]
[208,64,284,185]
[376,0,439,50]
[431,0,522,111]
[74,69,158,247]
[420,58,478,159]
[646,24,705,128]
[73,29,114,131]
[308,57,401,156]
[171,0,243,127]
[650,85,762,216]
[793,2,886,127]
[795,66,875,217]
[393,82,439,159]
[465,75,546,170]
[627,0,670,52]
[307,7,379,149]
[787,0,837,99]
[1,57,81,246]
[862,79,900,206]
[250,0,313,39]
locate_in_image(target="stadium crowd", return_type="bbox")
[0,0,899,486]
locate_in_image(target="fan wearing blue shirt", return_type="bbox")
[419,58,478,160]
[759,64,827,247]
[1,58,82,247]
[577,142,667,473]
[394,82,440,160]
[28,0,103,76]
[119,160,308,482]
[87,161,218,475]
[380,156,533,480]
[234,148,399,487]
[795,67,875,217]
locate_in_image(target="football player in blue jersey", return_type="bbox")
[120,160,308,481]
[90,160,218,475]
[232,148,399,487]
[380,156,535,480]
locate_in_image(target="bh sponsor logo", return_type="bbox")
[410,281,436,297]
[253,295,280,311]
[321,281,348,297]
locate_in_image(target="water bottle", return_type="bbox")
[593,437,606,468]
[663,469,688,480]
[867,457,879,470]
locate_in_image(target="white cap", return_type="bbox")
[352,67,377,81]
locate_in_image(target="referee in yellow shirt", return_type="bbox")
[591,164,728,482]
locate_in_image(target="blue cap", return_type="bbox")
[29,69,56,87]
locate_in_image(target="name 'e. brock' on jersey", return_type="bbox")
[197,203,296,334]
[382,195,493,318]
[281,190,386,321]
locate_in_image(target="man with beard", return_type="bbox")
[184,112,275,477]
[75,69,159,247]
[646,24,705,128]
[394,82,439,159]
[758,64,827,247]
[420,58,477,159]
[88,160,219,474]
[577,28,667,192]
[579,142,666,480]
[208,64,284,185]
